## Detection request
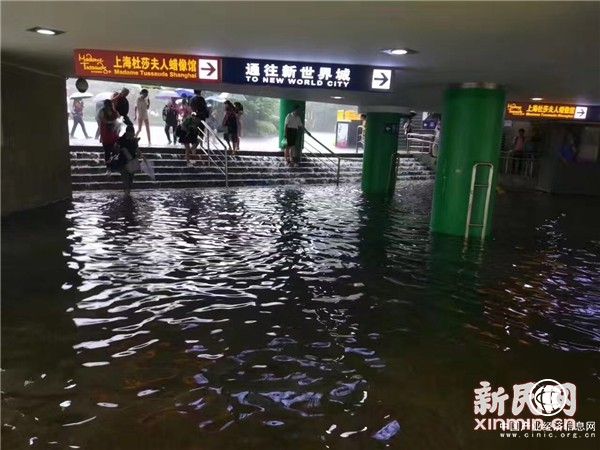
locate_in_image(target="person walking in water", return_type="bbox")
[114,125,140,196]
[70,98,89,139]
[284,104,304,165]
[162,98,179,145]
[134,89,151,145]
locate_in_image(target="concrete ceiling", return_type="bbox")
[2,1,599,109]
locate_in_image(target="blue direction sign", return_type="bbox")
[222,57,394,92]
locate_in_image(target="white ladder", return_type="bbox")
[465,163,494,242]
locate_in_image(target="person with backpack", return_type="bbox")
[162,98,179,145]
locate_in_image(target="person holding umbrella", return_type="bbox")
[70,97,89,139]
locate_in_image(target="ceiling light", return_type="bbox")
[381,48,416,56]
[530,97,543,101]
[331,96,343,100]
[27,26,65,36]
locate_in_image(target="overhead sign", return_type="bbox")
[506,102,599,122]
[74,49,222,83]
[74,50,394,93]
[221,57,394,92]
[371,69,392,90]
[198,58,219,80]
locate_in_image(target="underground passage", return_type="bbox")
[1,2,599,450]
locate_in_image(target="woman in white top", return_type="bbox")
[284,105,304,165]
[134,89,151,145]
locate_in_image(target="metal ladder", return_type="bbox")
[465,163,494,242]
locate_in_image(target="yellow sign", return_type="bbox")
[337,110,361,121]
[506,102,588,120]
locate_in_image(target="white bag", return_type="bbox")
[140,159,156,180]
[122,148,140,174]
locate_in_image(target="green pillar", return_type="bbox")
[361,112,401,195]
[430,84,506,239]
[279,99,305,149]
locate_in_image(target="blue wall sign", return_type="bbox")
[222,57,394,92]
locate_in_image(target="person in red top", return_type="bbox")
[98,99,119,167]
[112,88,131,126]
[179,98,192,121]
[70,99,89,139]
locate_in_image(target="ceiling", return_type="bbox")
[2,1,599,109]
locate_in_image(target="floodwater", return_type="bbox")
[2,182,599,450]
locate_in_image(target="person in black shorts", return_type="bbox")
[284,104,304,165]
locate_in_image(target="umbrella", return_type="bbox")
[206,92,246,103]
[69,92,93,100]
[93,91,115,102]
[155,89,180,100]
[175,88,195,98]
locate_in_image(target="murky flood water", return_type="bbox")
[2,182,599,449]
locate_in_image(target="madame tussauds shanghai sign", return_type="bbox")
[74,49,394,92]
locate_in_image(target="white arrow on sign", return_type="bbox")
[198,58,219,80]
[574,106,588,119]
[371,69,392,90]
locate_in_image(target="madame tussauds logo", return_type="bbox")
[473,379,596,438]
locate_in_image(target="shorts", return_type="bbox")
[180,132,199,145]
[285,127,298,147]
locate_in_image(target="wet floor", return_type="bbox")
[2,182,599,449]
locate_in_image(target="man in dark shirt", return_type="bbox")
[190,90,209,147]
[113,88,132,126]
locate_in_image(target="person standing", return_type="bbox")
[94,100,104,140]
[222,102,239,154]
[112,88,131,126]
[180,113,203,166]
[179,98,192,121]
[190,90,209,147]
[70,98,89,139]
[162,99,179,145]
[115,125,140,196]
[98,99,119,168]
[511,128,526,173]
[284,104,304,165]
[431,119,441,157]
[233,102,244,153]
[134,89,151,145]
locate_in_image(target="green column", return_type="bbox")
[361,112,401,195]
[430,84,506,239]
[279,99,305,149]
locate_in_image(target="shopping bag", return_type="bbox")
[140,158,156,180]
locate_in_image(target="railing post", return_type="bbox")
[225,142,228,187]
[336,158,341,185]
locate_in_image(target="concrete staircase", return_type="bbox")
[69,146,434,191]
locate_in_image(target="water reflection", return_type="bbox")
[2,183,599,449]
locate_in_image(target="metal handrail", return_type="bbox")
[198,121,229,187]
[465,162,494,242]
[302,132,342,184]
